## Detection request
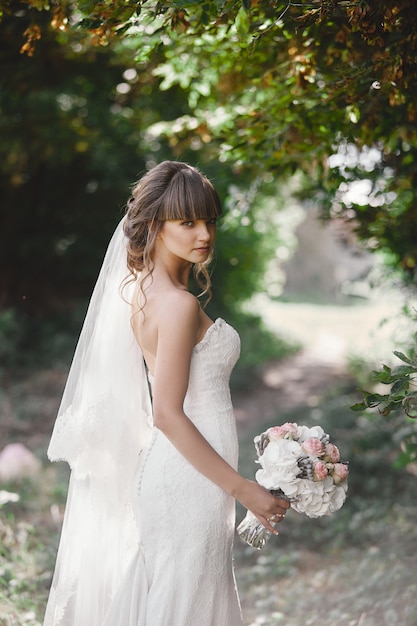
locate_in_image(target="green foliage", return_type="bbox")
[0,14,141,307]
[2,0,417,309]
[352,347,417,468]
[0,5,199,310]
[0,310,22,367]
[138,0,417,283]
[1,0,417,376]
[0,507,46,625]
[109,0,417,285]
[0,4,291,325]
[210,181,281,311]
[0,472,68,625]
[0,305,86,369]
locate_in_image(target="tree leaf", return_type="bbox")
[371,365,394,384]
[393,350,417,366]
[390,377,411,395]
[361,391,390,408]
[392,365,417,377]
[235,5,250,41]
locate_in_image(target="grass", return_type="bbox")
[0,466,68,626]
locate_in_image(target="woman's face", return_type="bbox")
[157,218,217,264]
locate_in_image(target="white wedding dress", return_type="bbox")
[103,318,243,626]
[45,317,244,626]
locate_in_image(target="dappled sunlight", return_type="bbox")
[252,292,408,367]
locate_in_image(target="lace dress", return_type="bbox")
[102,317,244,626]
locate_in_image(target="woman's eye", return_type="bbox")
[207,218,217,225]
[181,221,194,227]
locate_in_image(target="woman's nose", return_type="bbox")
[197,223,211,240]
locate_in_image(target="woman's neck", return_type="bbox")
[147,258,192,291]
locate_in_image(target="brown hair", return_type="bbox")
[123,161,222,302]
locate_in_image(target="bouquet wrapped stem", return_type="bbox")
[237,490,287,550]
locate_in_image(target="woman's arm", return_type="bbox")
[148,293,289,533]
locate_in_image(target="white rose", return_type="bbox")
[291,479,329,517]
[259,439,301,473]
[255,439,300,492]
[255,467,299,491]
[295,476,347,517]
[327,482,348,513]
[296,424,325,443]
[279,480,299,500]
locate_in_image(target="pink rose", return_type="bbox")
[323,443,340,463]
[268,422,298,441]
[331,462,349,485]
[267,426,287,441]
[301,437,325,458]
[313,460,328,481]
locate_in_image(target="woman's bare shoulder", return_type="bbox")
[132,287,200,361]
[157,288,200,327]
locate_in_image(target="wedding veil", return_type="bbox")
[44,217,153,625]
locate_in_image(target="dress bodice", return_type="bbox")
[183,318,240,424]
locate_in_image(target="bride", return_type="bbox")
[44,160,289,625]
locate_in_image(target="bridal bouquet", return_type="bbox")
[237,422,349,549]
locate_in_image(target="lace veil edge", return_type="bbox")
[44,217,153,625]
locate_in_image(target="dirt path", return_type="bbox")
[233,349,347,435]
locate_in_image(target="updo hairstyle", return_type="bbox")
[124,161,222,301]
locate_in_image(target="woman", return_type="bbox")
[44,161,289,626]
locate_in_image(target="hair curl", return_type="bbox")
[123,161,222,304]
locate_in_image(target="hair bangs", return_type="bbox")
[157,167,222,221]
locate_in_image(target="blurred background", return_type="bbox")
[1,2,417,624]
